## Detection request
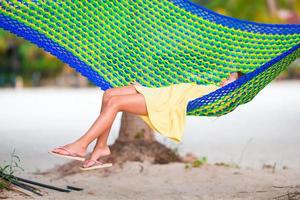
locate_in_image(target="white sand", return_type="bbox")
[1,161,300,200]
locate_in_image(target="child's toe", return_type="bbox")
[83,160,95,168]
[52,148,59,153]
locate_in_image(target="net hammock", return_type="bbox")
[0,0,299,116]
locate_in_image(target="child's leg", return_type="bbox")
[52,85,139,156]
[97,85,138,144]
[81,93,148,167]
[92,85,139,155]
[52,87,145,157]
[77,93,147,149]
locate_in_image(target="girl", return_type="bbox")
[50,72,243,170]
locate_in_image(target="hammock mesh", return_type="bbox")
[0,0,299,116]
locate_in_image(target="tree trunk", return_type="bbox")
[117,112,155,142]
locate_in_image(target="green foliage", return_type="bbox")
[134,128,146,139]
[185,156,208,169]
[0,149,24,190]
[192,0,300,23]
[18,43,63,78]
[192,156,207,168]
[184,163,190,169]
[0,31,64,86]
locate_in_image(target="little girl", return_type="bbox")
[50,72,243,170]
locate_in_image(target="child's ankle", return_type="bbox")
[98,145,111,155]
[74,141,89,151]
[98,143,109,149]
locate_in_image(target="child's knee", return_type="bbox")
[106,96,121,110]
[103,88,115,103]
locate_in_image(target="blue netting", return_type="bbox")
[0,13,112,91]
[186,43,300,112]
[0,1,299,116]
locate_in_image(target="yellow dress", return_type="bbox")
[132,82,219,143]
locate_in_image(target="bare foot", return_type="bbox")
[52,142,87,157]
[82,145,111,168]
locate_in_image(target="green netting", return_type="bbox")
[0,1,299,116]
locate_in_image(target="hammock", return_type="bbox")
[0,1,299,116]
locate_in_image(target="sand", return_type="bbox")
[2,82,300,173]
[1,161,300,200]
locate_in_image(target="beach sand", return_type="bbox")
[1,82,300,199]
[1,161,300,200]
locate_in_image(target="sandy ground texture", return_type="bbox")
[1,161,300,200]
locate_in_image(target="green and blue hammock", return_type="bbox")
[0,1,299,116]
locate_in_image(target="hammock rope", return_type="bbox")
[0,0,299,116]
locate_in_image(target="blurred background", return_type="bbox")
[0,0,300,172]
